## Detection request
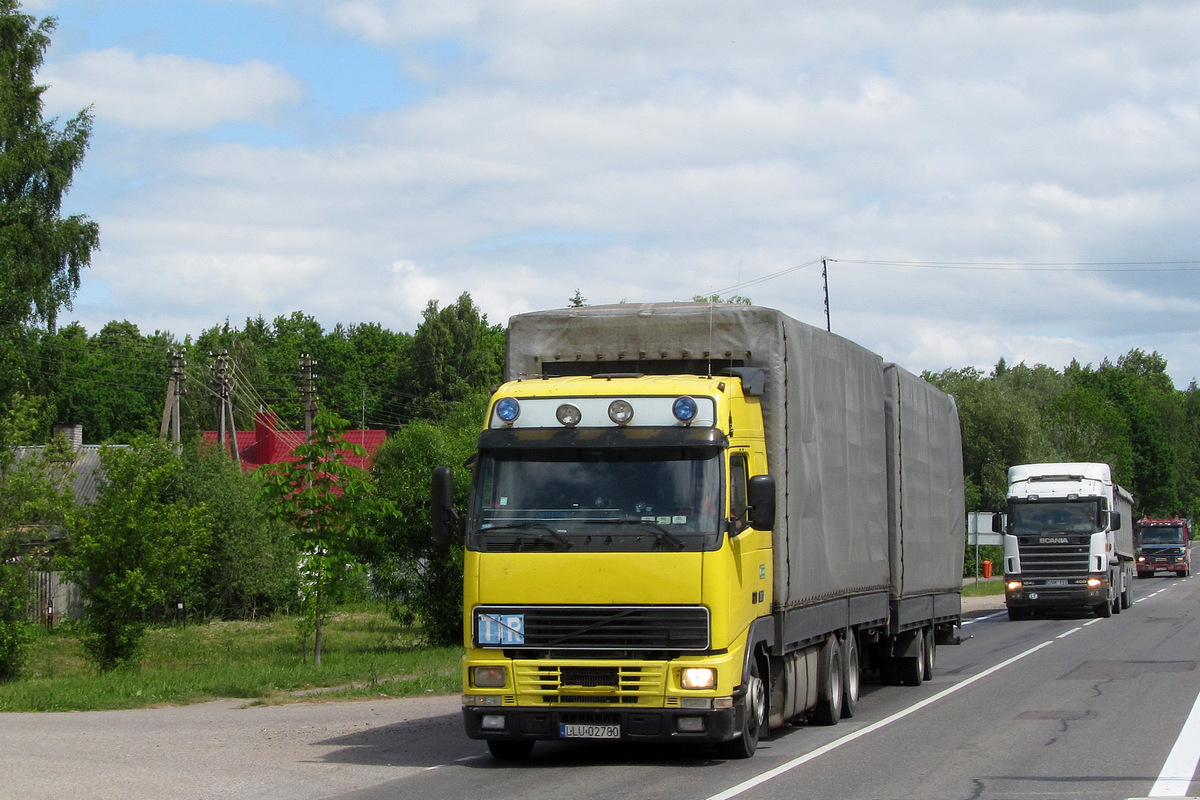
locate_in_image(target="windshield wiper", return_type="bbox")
[482,521,572,549]
[584,518,686,550]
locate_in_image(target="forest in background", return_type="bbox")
[4,296,1198,521]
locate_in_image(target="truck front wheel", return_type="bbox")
[719,656,765,759]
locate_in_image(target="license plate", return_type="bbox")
[560,723,620,739]
[1046,579,1068,586]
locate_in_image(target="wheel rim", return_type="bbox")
[747,672,766,732]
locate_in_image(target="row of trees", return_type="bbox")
[927,351,1200,519]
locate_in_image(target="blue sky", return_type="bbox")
[25,0,1200,387]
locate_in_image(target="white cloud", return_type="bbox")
[41,49,303,132]
[45,1,1200,389]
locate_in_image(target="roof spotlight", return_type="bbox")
[673,396,698,424]
[608,399,634,425]
[556,403,582,427]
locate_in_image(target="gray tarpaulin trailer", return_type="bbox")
[506,302,965,657]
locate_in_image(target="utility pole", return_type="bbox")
[210,350,240,462]
[821,257,831,332]
[160,348,187,444]
[299,354,318,444]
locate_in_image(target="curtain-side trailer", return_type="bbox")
[434,303,966,759]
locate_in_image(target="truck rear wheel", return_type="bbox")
[840,632,859,719]
[810,636,843,726]
[921,628,936,681]
[898,629,924,687]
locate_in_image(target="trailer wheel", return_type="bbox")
[487,740,535,760]
[810,636,843,725]
[719,655,765,759]
[840,632,859,719]
[921,628,936,682]
[898,629,924,687]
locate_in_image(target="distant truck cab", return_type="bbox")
[1135,518,1193,578]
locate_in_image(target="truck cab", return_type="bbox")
[1135,519,1193,578]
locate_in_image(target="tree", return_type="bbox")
[179,442,297,619]
[0,1,100,416]
[0,429,74,680]
[63,438,211,670]
[371,391,487,645]
[396,294,503,422]
[261,410,395,666]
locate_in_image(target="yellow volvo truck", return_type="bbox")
[433,303,965,759]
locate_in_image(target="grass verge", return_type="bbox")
[0,607,461,712]
[962,578,1006,597]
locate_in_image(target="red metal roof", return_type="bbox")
[202,412,386,472]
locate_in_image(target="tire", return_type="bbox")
[921,628,936,682]
[1007,607,1028,621]
[898,629,924,687]
[810,636,843,726]
[1112,592,1122,614]
[1095,600,1113,618]
[487,739,535,760]
[1121,581,1132,610]
[840,632,860,719]
[719,655,765,759]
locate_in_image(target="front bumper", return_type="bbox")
[1005,582,1106,609]
[463,704,741,744]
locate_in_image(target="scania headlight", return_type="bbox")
[556,403,582,427]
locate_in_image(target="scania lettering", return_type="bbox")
[434,303,966,759]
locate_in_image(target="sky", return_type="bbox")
[26,0,1200,388]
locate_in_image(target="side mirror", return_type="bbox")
[746,475,776,531]
[992,513,1006,534]
[431,466,457,546]
[1109,511,1122,531]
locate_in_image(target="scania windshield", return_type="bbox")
[1009,500,1105,535]
[468,446,724,553]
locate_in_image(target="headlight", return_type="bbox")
[673,396,698,424]
[680,667,716,690]
[607,399,634,425]
[495,397,520,423]
[1087,577,1103,587]
[471,665,508,688]
[1006,580,1023,591]
[556,403,582,427]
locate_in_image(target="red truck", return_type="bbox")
[1135,518,1193,578]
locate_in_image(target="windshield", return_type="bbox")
[1009,500,1104,534]
[1138,525,1186,545]
[468,446,724,552]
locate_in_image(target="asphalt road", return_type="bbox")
[6,584,1200,800]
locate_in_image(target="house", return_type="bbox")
[202,411,387,472]
[8,423,106,623]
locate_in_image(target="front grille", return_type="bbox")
[474,605,709,650]
[1017,536,1090,580]
[514,661,667,703]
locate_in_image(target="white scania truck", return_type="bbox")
[994,462,1135,620]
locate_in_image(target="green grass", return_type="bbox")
[962,578,1006,597]
[0,607,462,712]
